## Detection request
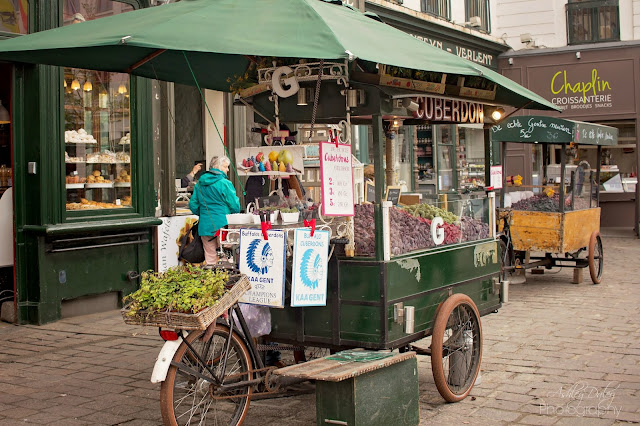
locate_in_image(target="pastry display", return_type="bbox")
[65,128,97,144]
[86,169,111,184]
[115,152,130,163]
[114,169,131,183]
[65,152,85,163]
[119,132,131,145]
[86,150,117,163]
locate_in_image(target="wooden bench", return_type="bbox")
[273,350,419,425]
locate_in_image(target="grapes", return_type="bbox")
[354,204,490,257]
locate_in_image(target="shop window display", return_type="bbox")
[63,0,134,211]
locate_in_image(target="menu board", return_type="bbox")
[365,181,375,203]
[385,186,402,205]
[320,142,354,216]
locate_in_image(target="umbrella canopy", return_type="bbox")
[0,0,558,111]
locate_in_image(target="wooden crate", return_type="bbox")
[509,208,600,253]
[274,351,419,425]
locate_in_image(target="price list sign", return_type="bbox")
[320,142,354,217]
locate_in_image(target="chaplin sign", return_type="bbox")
[527,60,635,117]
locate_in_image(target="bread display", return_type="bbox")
[65,128,97,144]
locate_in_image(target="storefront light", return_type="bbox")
[0,101,10,124]
[118,83,128,94]
[83,80,93,92]
[71,79,80,91]
[491,107,505,121]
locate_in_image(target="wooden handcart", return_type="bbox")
[492,116,618,284]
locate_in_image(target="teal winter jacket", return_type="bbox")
[189,169,241,236]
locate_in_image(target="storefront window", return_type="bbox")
[566,0,619,45]
[0,0,28,34]
[437,126,455,192]
[63,1,134,211]
[457,125,485,189]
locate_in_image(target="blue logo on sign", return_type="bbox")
[300,249,323,289]
[246,239,274,274]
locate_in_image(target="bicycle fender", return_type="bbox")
[151,334,186,384]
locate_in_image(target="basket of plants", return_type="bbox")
[121,265,251,330]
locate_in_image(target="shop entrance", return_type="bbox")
[0,63,14,323]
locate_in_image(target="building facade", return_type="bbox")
[493,0,640,233]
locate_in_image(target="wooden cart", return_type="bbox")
[492,116,619,284]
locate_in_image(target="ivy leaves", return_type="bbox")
[124,265,228,316]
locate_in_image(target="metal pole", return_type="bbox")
[372,114,385,261]
[596,146,602,206]
[559,145,565,213]
[500,141,506,208]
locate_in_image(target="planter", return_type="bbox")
[351,70,446,95]
[226,213,253,224]
[280,211,300,224]
[252,210,279,224]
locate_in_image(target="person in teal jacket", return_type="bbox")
[189,155,240,264]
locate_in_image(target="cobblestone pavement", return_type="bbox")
[0,232,638,425]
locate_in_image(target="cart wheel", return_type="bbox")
[431,294,482,403]
[588,231,603,284]
[160,325,253,426]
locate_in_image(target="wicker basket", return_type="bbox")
[121,273,251,330]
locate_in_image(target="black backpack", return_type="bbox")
[178,221,205,264]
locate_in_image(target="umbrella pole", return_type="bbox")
[125,49,167,73]
[182,51,246,195]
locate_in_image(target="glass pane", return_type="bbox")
[63,1,134,212]
[437,126,454,192]
[457,126,485,189]
[0,0,28,34]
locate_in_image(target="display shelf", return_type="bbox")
[85,160,131,164]
[65,183,85,189]
[65,160,86,164]
[237,170,301,176]
[65,141,98,144]
[85,183,114,189]
[114,182,131,188]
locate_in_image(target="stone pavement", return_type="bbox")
[0,231,639,425]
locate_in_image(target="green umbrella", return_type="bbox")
[0,0,557,110]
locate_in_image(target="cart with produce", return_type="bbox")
[0,1,567,424]
[491,116,618,284]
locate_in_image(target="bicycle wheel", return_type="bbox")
[588,231,603,284]
[160,325,253,425]
[431,294,482,403]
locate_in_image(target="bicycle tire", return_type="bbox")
[160,325,253,425]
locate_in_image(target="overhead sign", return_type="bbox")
[291,229,330,307]
[239,229,286,308]
[526,60,635,117]
[320,141,355,216]
[412,96,484,123]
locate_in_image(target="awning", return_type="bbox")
[0,0,559,112]
[490,116,618,146]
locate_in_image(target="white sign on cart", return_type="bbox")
[238,229,286,308]
[291,228,330,307]
[320,141,355,216]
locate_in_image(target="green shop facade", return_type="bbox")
[2,0,159,324]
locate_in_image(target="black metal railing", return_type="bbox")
[421,0,450,20]
[566,0,619,45]
[465,0,490,32]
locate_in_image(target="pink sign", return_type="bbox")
[320,142,355,217]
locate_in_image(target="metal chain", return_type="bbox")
[308,60,324,142]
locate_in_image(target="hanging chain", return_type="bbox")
[308,60,324,142]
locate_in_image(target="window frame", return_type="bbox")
[465,0,490,33]
[60,0,145,221]
[566,0,620,45]
[420,0,451,21]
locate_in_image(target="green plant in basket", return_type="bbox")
[123,265,228,317]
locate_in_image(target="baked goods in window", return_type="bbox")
[119,132,131,145]
[65,129,97,144]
